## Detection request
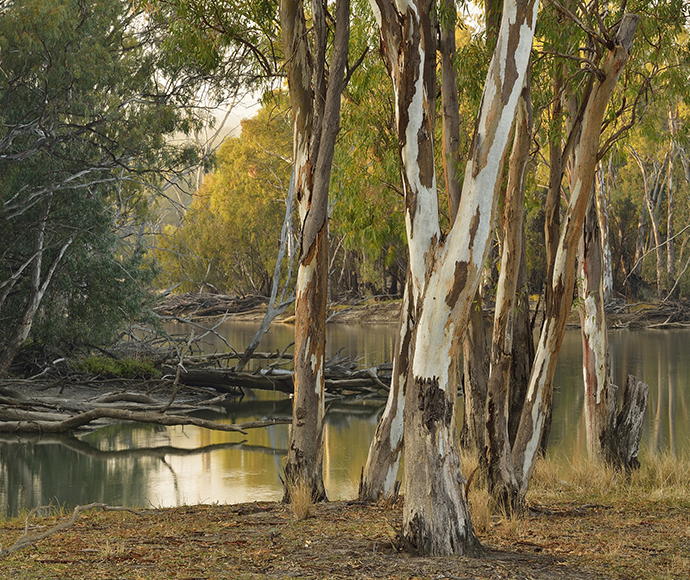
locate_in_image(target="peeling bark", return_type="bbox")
[370,0,538,555]
[511,14,640,501]
[281,0,350,502]
[603,375,649,472]
[485,80,532,512]
[359,278,411,501]
[578,189,611,459]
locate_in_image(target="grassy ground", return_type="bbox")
[2,454,689,580]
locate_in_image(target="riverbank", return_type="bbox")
[155,292,690,328]
[2,453,688,579]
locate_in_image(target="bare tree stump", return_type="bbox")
[603,374,649,471]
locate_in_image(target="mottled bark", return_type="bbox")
[460,294,488,457]
[281,0,350,502]
[578,190,611,459]
[595,160,614,302]
[603,375,649,472]
[511,14,640,501]
[508,243,534,447]
[485,81,532,512]
[359,278,410,501]
[369,0,538,555]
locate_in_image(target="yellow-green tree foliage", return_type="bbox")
[156,100,292,295]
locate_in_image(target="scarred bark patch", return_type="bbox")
[416,376,452,434]
[445,261,468,309]
[468,206,481,248]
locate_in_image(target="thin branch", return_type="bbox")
[0,503,146,558]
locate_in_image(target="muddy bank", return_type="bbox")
[155,292,690,328]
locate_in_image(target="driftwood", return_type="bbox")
[154,293,268,318]
[0,376,292,434]
[166,362,393,397]
[0,407,291,434]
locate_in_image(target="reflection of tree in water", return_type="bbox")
[0,435,146,518]
[0,431,286,518]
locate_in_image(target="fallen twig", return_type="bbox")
[0,502,146,558]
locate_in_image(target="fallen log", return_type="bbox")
[167,366,293,394]
[166,365,392,396]
[0,407,291,434]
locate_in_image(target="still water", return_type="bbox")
[1,322,688,517]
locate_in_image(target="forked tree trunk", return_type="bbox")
[369,0,538,555]
[280,0,350,502]
[511,14,639,502]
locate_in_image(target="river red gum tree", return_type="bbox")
[368,0,538,555]
[280,0,350,501]
[511,14,640,499]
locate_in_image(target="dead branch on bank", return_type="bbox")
[0,503,146,558]
[0,405,291,434]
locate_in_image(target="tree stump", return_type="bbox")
[603,374,649,471]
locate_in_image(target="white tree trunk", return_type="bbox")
[578,189,612,459]
[369,0,538,555]
[359,278,410,501]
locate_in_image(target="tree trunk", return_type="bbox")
[511,14,640,502]
[667,105,678,289]
[358,278,410,501]
[280,0,350,502]
[603,375,649,472]
[460,293,488,457]
[508,237,534,447]
[485,80,532,512]
[370,0,538,555]
[629,147,666,298]
[595,159,614,302]
[578,189,612,459]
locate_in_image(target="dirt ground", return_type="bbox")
[2,491,689,580]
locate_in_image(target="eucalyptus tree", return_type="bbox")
[279,0,352,502]
[569,1,689,468]
[0,0,205,375]
[366,0,538,555]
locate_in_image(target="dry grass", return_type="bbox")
[286,477,314,520]
[2,453,689,579]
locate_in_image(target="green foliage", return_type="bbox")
[0,0,205,362]
[74,356,161,379]
[155,94,293,295]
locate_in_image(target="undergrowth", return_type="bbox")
[73,355,160,379]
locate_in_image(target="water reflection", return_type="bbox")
[2,324,689,516]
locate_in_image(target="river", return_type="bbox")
[1,322,688,517]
